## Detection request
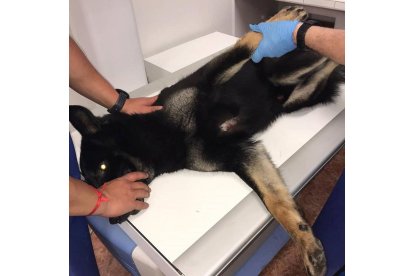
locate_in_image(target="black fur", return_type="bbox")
[70,44,344,224]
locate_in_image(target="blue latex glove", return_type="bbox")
[249,20,299,63]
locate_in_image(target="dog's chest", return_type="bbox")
[160,87,198,133]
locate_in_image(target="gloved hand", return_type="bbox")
[249,20,299,63]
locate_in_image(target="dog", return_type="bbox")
[69,6,344,276]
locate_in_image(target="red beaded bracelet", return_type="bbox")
[87,184,109,216]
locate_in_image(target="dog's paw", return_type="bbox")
[109,211,135,224]
[268,6,308,22]
[302,238,327,276]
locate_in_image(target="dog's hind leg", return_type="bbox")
[235,142,326,276]
[236,6,308,52]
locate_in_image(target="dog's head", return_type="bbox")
[69,105,150,188]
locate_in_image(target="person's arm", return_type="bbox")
[249,21,345,65]
[69,37,162,114]
[69,172,151,217]
[293,23,344,65]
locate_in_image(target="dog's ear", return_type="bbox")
[69,105,101,136]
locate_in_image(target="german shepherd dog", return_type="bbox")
[69,6,344,276]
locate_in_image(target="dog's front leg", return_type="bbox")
[236,142,326,276]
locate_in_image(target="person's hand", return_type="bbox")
[122,95,163,115]
[249,20,299,63]
[97,171,151,217]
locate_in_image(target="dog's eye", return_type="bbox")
[99,162,108,172]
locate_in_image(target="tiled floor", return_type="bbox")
[91,232,130,276]
[91,146,345,276]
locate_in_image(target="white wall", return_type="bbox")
[69,0,148,108]
[69,0,237,107]
[234,0,280,37]
[130,0,235,58]
[130,0,344,58]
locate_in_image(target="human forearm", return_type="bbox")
[293,23,345,65]
[250,20,345,65]
[69,37,119,109]
[69,176,106,216]
[69,37,163,114]
[69,172,151,217]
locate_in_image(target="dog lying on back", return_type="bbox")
[69,6,344,276]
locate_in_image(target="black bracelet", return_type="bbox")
[107,89,130,114]
[296,21,314,50]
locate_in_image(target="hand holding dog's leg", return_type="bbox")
[94,171,151,217]
[236,143,326,276]
[249,21,299,62]
[236,6,308,53]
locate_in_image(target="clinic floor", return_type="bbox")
[91,146,345,276]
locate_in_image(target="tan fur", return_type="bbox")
[244,143,309,239]
[215,59,249,84]
[283,60,339,108]
[243,142,326,275]
[236,32,264,52]
[163,87,197,132]
[186,140,221,172]
[270,57,328,85]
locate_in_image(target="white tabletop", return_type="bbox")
[145,32,239,73]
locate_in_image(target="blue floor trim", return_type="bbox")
[88,211,141,276]
[235,224,290,276]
